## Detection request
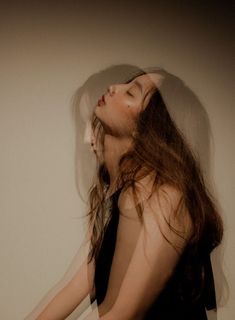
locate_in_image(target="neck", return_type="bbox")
[103,134,133,192]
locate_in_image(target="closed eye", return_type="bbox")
[127,91,134,97]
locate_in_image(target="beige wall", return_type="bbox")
[0,1,233,319]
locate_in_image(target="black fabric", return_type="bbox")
[92,187,217,319]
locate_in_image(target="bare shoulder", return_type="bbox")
[118,174,192,238]
[118,170,157,211]
[118,171,181,212]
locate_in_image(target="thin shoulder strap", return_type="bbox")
[112,185,123,196]
[107,185,123,200]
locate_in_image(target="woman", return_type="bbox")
[33,70,223,319]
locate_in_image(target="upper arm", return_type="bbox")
[111,181,192,319]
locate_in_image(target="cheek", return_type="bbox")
[129,107,139,118]
[117,106,136,123]
[109,97,139,124]
[116,98,137,115]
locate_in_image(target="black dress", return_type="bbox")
[91,187,217,319]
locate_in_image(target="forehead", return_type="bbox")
[133,73,164,111]
[134,73,164,92]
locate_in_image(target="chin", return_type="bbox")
[94,107,102,119]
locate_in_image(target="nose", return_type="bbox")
[108,84,116,96]
[107,82,127,97]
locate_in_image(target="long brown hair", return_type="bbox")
[85,69,223,302]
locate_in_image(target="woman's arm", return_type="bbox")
[24,227,96,320]
[98,182,192,320]
[35,256,95,320]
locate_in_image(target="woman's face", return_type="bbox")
[94,72,163,137]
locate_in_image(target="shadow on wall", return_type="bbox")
[70,64,228,319]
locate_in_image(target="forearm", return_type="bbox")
[25,229,95,320]
[36,281,88,320]
[36,265,90,320]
